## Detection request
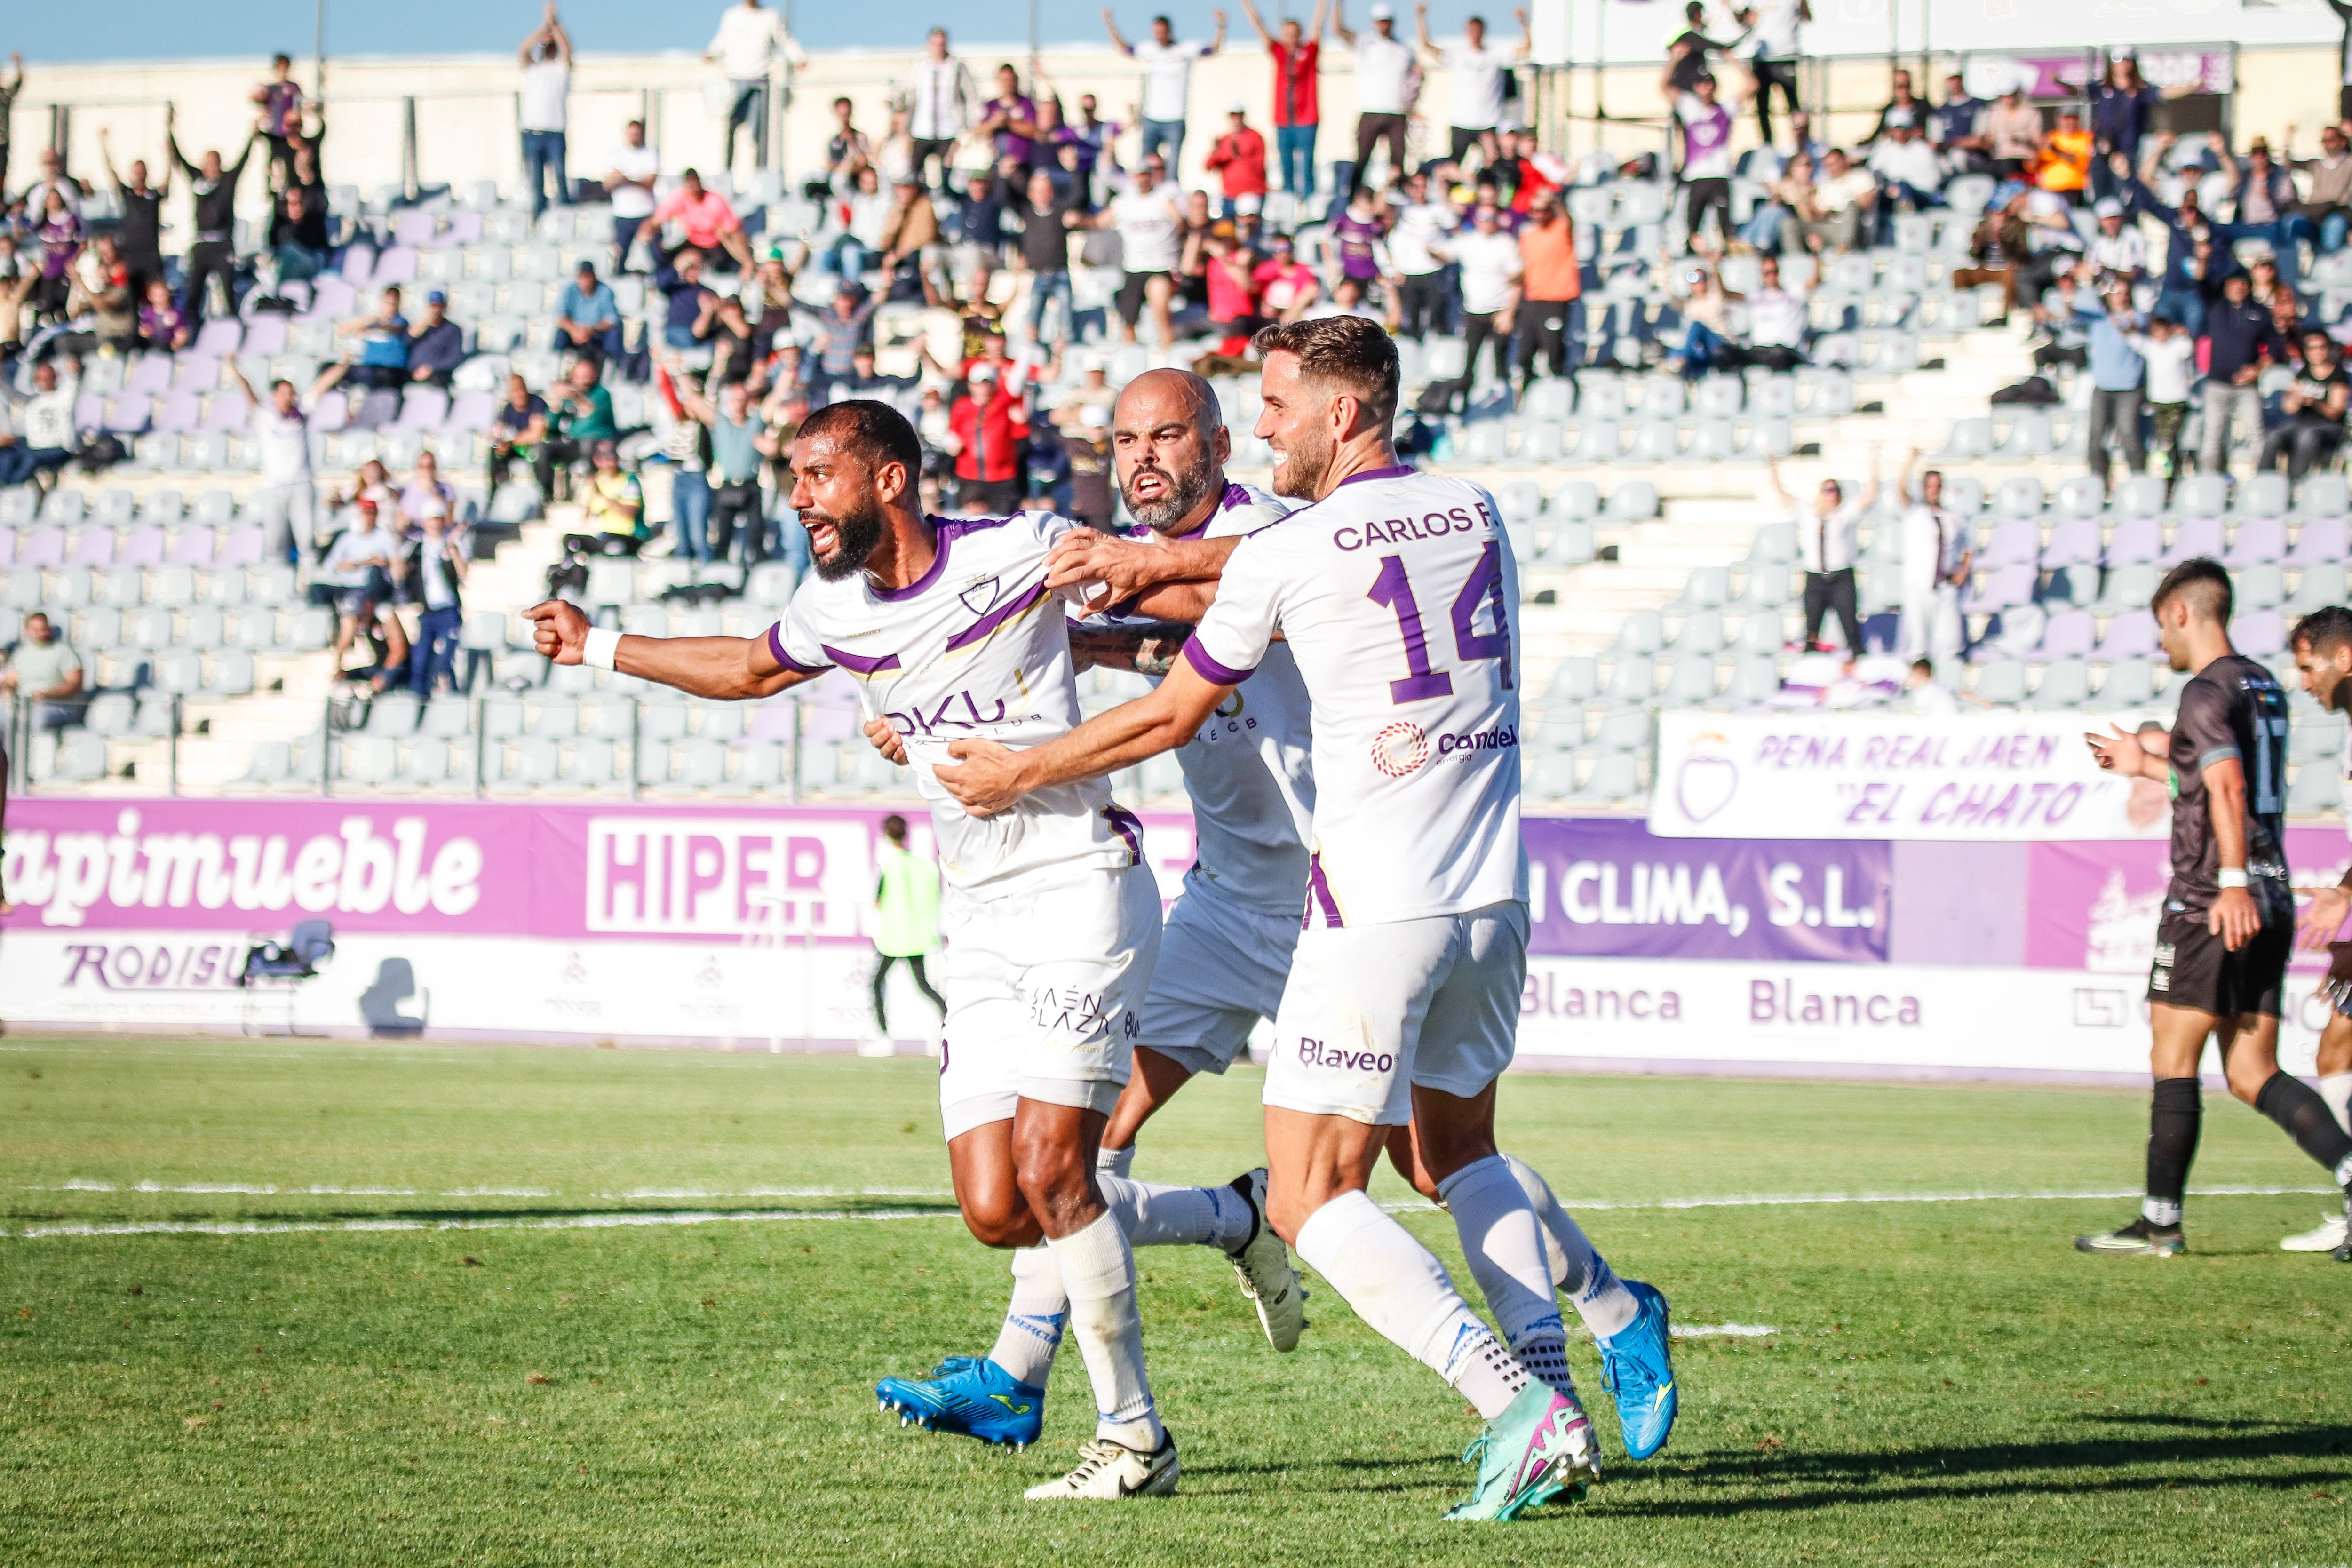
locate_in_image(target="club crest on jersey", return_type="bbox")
[958,576,1002,616]
[1372,721,1430,778]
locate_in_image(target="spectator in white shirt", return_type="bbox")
[2129,312,2196,478]
[1896,450,1968,663]
[1743,253,1809,370]
[603,120,662,272]
[2087,196,2146,282]
[1334,0,1418,196]
[1089,156,1186,346]
[1432,202,1520,386]
[1415,3,1531,167]
[319,498,410,686]
[1383,169,1457,337]
[225,358,319,565]
[0,359,77,490]
[706,0,805,175]
[902,31,980,193]
[1106,8,1226,175]
[1864,111,1942,242]
[517,3,573,217]
[1768,451,1880,661]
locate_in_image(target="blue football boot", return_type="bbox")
[1595,1279,1677,1461]
[874,1355,1045,1449]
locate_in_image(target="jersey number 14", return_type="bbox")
[1367,541,1514,704]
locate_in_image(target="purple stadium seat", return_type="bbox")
[2160,516,2225,566]
[340,245,377,285]
[441,390,496,433]
[116,528,167,567]
[444,210,485,245]
[2224,515,2286,567]
[2287,515,2350,566]
[2104,515,2162,566]
[310,390,349,433]
[2032,610,2096,659]
[1965,561,2037,612]
[0,533,13,567]
[2236,609,2287,658]
[168,528,217,567]
[68,530,115,567]
[348,388,401,430]
[371,247,420,286]
[171,354,221,389]
[20,528,67,567]
[305,276,358,319]
[2094,610,2160,660]
[2040,515,2101,571]
[203,391,254,432]
[73,392,106,431]
[193,318,244,357]
[392,210,439,249]
[215,526,268,567]
[124,354,175,396]
[394,387,450,430]
[150,390,203,435]
[1978,516,2039,569]
[104,393,153,434]
[241,316,289,357]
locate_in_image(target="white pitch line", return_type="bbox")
[5,1208,957,1240]
[1671,1323,1778,1338]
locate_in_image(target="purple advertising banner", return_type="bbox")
[2025,829,2352,975]
[1523,818,1891,963]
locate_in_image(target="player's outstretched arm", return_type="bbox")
[1045,529,1240,608]
[1069,618,1197,674]
[524,599,817,700]
[2298,883,2352,952]
[936,656,1234,816]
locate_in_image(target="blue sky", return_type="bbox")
[9,0,1524,64]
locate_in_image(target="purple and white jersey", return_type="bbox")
[1117,481,1316,919]
[770,512,1141,896]
[1184,465,1525,928]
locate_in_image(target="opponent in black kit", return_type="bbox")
[2080,559,2352,1260]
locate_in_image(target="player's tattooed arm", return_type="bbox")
[524,598,818,700]
[1044,529,1240,612]
[1068,619,1198,674]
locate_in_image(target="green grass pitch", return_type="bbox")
[2,1033,2348,1566]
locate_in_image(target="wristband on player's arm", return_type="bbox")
[583,627,622,670]
[2217,867,2250,890]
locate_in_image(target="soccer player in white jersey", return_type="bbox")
[2286,606,2352,1257]
[522,401,1255,1500]
[936,319,1675,1521]
[882,367,1680,1465]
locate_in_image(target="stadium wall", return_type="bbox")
[3,798,2338,1082]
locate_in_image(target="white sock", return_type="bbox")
[1097,1142,1137,1178]
[1503,1154,1640,1340]
[1436,1155,1573,1391]
[1292,1188,1532,1420]
[985,1246,1067,1389]
[1097,1172,1252,1249]
[1044,1210,1164,1450]
[2321,1073,2352,1135]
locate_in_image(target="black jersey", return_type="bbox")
[2166,653,2290,911]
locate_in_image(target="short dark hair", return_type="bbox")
[834,96,853,110]
[273,52,292,68]
[2293,604,2352,659]
[2153,557,2233,625]
[1152,13,1172,26]
[881,813,908,843]
[1250,315,1399,429]
[797,398,923,484]
[680,166,701,183]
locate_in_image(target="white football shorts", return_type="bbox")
[937,861,1165,1141]
[1136,872,1301,1077]
[1262,900,1528,1126]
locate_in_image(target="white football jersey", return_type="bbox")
[771,512,1143,896]
[1186,464,1526,927]
[1116,482,1317,919]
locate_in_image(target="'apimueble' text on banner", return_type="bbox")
[1647,711,2162,841]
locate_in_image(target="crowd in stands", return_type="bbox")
[14,1,2352,783]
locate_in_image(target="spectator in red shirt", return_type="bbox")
[948,364,1030,514]
[632,167,755,271]
[1240,0,1327,199]
[1204,103,1270,218]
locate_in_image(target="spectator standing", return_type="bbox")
[1863,68,1924,146]
[2221,137,2314,292]
[2288,121,2352,258]
[2122,167,2236,334]
[2262,329,2352,480]
[268,183,333,284]
[226,360,318,564]
[556,260,623,360]
[1327,184,1388,296]
[251,53,306,192]
[320,498,410,686]
[1241,0,1328,198]
[707,0,805,175]
[165,107,258,325]
[1929,72,1988,176]
[702,380,776,564]
[0,55,21,203]
[1984,89,2042,182]
[96,129,169,293]
[2130,313,2195,478]
[903,30,980,193]
[948,363,1028,514]
[1662,44,1745,247]
[2086,196,2146,283]
[653,247,719,352]
[2334,0,2352,127]
[1017,169,1081,342]
[406,503,469,697]
[0,614,83,732]
[2197,271,2288,479]
[1096,156,1185,345]
[823,96,874,194]
[1416,4,1531,166]
[602,120,662,271]
[976,67,1041,174]
[1897,450,1967,664]
[1768,453,1877,659]
[1666,2,1745,94]
[1061,406,1117,528]
[2032,110,2093,205]
[636,169,755,271]
[1738,0,1805,146]
[1106,8,1226,173]
[1434,203,1519,384]
[2076,279,2147,487]
[869,814,946,1038]
[2089,51,2170,204]
[517,5,574,217]
[1514,188,1580,390]
[877,173,944,303]
[808,285,879,397]
[1335,1,1418,196]
[1204,103,1269,217]
[138,279,190,353]
[1386,168,1456,337]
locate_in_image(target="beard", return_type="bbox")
[808,498,889,581]
[1270,422,1334,500]
[1123,454,1219,533]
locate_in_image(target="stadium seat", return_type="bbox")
[2104,518,2162,568]
[2225,515,2287,567]
[1548,480,1601,521]
[1607,481,1660,522]
[2093,610,2161,660]
[1603,656,1656,704]
[2296,473,2352,518]
[1978,516,2039,570]
[2027,660,2091,708]
[1670,610,1726,655]
[1569,753,1642,804]
[2287,516,2349,567]
[2170,473,2227,518]
[49,732,108,782]
[2236,609,2287,658]
[2111,474,2167,519]
[2237,563,2285,610]
[1965,562,2036,613]
[2032,610,2096,660]
[2096,661,2155,707]
[2236,472,2290,518]
[2161,517,2225,566]
[2289,763,2340,817]
[2289,563,2350,615]
[1661,656,1717,705]
[1972,661,2028,704]
[1615,610,1664,655]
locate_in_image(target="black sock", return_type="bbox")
[2144,1077,2202,1227]
[2254,1072,2352,1187]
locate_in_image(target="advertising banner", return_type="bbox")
[1648,710,2157,842]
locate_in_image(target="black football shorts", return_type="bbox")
[2146,902,2291,1019]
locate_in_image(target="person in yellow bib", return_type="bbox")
[872,813,946,1036]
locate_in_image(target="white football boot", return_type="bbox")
[1023,1433,1180,1500]
[2280,1211,2350,1252]
[1224,1168,1307,1352]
